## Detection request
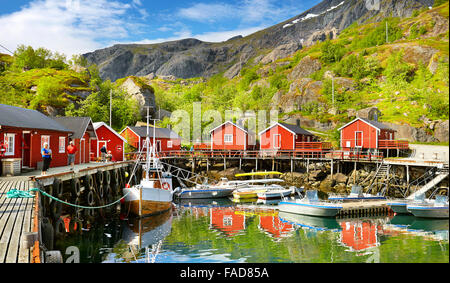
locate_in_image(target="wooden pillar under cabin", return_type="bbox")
[272,159,275,171]
[224,157,226,170]
[397,148,399,157]
[330,159,334,180]
[353,161,357,183]
[192,158,195,173]
[256,158,258,171]
[239,158,242,170]
[406,165,409,185]
[291,158,294,173]
[306,159,309,174]
[206,158,209,172]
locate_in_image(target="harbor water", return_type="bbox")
[52,197,449,263]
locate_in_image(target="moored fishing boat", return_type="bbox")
[232,179,285,199]
[407,195,449,219]
[122,108,174,217]
[257,186,295,200]
[328,185,386,202]
[277,190,343,217]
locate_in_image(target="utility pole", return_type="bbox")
[109,89,112,127]
[331,75,335,106]
[386,21,389,43]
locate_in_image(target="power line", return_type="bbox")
[0,43,14,55]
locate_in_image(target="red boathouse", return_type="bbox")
[259,122,329,151]
[120,125,181,152]
[52,117,97,164]
[0,104,72,172]
[92,122,127,162]
[209,121,255,151]
[338,117,408,154]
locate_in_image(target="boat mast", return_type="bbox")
[145,106,151,181]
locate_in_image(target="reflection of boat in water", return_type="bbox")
[328,185,386,202]
[175,197,234,208]
[387,199,414,214]
[122,208,173,249]
[278,190,343,217]
[278,211,342,231]
[409,218,449,233]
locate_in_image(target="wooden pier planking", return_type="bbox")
[0,179,35,263]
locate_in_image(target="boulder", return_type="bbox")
[287,56,322,81]
[260,43,301,65]
[434,120,449,142]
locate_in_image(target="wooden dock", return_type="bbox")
[0,161,133,263]
[337,200,391,218]
[0,178,35,263]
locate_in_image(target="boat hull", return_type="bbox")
[123,185,172,217]
[175,188,234,199]
[387,202,411,214]
[329,196,386,202]
[407,205,449,219]
[257,190,292,200]
[233,190,265,199]
[278,201,342,217]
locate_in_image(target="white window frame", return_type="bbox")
[167,140,173,148]
[4,133,15,156]
[273,134,281,149]
[224,134,233,144]
[41,135,50,150]
[59,137,66,153]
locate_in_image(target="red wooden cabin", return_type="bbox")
[52,117,97,164]
[91,122,127,162]
[338,118,408,153]
[120,125,181,152]
[0,104,72,171]
[259,122,328,151]
[209,121,255,151]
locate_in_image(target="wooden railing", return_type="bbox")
[126,149,384,161]
[295,142,332,150]
[378,140,409,149]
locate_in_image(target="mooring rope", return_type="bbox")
[7,187,131,210]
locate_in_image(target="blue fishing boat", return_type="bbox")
[328,185,386,202]
[407,195,449,219]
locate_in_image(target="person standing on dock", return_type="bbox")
[41,142,52,175]
[67,140,77,170]
[100,145,107,162]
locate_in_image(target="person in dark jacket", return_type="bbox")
[100,145,107,162]
[41,142,52,175]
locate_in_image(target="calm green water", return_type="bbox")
[54,198,449,263]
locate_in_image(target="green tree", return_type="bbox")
[320,40,346,64]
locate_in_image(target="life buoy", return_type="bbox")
[0,142,8,157]
[161,182,170,190]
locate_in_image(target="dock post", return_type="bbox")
[256,158,258,171]
[291,158,293,173]
[330,159,334,180]
[224,157,226,170]
[406,165,409,186]
[239,158,242,170]
[306,159,309,174]
[206,158,209,172]
[272,159,275,171]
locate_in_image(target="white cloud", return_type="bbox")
[0,0,134,57]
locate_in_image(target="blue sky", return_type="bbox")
[0,0,320,57]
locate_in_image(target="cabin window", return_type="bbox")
[41,135,50,149]
[167,140,173,148]
[59,137,66,153]
[4,133,15,156]
[224,134,233,143]
[273,134,281,149]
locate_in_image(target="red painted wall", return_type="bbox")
[1,126,69,169]
[120,127,181,152]
[94,124,124,161]
[260,125,295,150]
[71,132,91,165]
[211,123,248,150]
[340,119,378,149]
[210,207,245,237]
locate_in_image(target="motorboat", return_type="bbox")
[173,177,243,199]
[232,179,285,199]
[407,195,449,219]
[257,186,295,200]
[278,190,343,217]
[328,185,386,202]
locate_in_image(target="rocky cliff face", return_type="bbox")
[83,0,433,81]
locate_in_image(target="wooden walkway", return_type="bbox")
[0,178,35,263]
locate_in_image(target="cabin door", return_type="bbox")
[80,139,85,163]
[156,140,161,152]
[22,132,31,168]
[273,134,281,149]
[355,131,363,148]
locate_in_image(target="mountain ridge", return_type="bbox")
[84,0,434,81]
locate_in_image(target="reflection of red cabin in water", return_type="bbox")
[258,215,293,239]
[209,207,246,237]
[339,221,380,251]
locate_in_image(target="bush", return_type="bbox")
[320,40,346,64]
[383,51,415,84]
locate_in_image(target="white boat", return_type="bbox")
[122,108,174,217]
[407,195,449,219]
[328,185,386,202]
[232,179,285,199]
[173,177,245,199]
[278,190,343,217]
[257,186,295,200]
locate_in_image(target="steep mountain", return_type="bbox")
[83,0,434,81]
